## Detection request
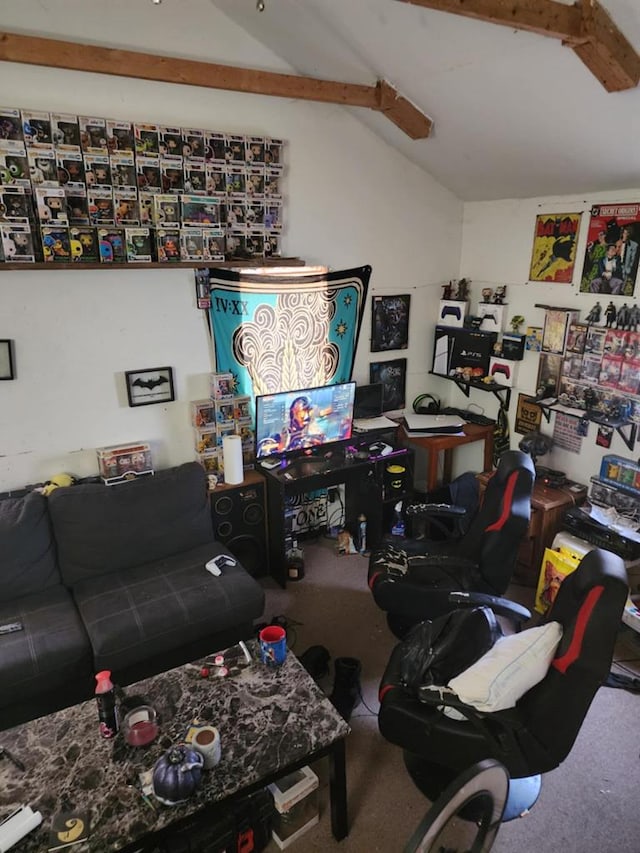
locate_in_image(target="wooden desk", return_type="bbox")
[401,423,494,491]
[478,473,581,587]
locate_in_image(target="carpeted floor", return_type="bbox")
[258,537,640,853]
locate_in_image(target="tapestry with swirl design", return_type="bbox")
[207,265,371,397]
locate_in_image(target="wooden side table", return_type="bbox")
[400,423,495,491]
[478,473,582,587]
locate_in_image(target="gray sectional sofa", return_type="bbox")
[0,462,265,731]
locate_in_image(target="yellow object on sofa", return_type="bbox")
[535,547,580,615]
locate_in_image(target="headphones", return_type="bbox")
[412,393,441,415]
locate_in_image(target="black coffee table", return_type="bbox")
[0,640,350,851]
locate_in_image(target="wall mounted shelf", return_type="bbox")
[430,371,511,408]
[0,258,305,272]
[537,400,638,451]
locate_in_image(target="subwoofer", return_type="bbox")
[210,474,269,578]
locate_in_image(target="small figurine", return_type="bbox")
[629,304,640,331]
[493,285,506,304]
[617,303,631,330]
[605,302,617,327]
[583,387,597,411]
[481,287,493,303]
[585,301,601,325]
[510,314,525,333]
[456,278,470,301]
[441,282,453,300]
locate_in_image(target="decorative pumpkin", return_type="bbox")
[152,745,204,806]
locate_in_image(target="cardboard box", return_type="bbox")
[268,766,319,850]
[437,299,467,328]
[478,303,505,333]
[489,356,518,387]
[449,329,497,379]
[501,333,525,361]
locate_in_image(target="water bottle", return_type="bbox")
[357,514,367,553]
[95,670,119,738]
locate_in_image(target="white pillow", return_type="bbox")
[447,622,563,713]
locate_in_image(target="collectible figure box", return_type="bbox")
[264,137,284,169]
[0,144,30,187]
[97,442,154,486]
[153,194,181,227]
[599,455,640,496]
[27,148,57,186]
[501,333,525,361]
[51,112,81,151]
[21,110,52,148]
[184,163,206,195]
[225,165,245,197]
[191,399,216,428]
[106,120,134,154]
[0,107,24,150]
[246,165,265,197]
[114,190,140,226]
[159,126,182,159]
[215,399,236,426]
[84,153,112,188]
[449,329,497,378]
[264,231,281,258]
[195,426,217,454]
[479,303,505,333]
[160,158,184,193]
[206,163,226,195]
[1,186,31,222]
[137,156,161,193]
[134,123,160,157]
[156,228,181,262]
[246,136,265,164]
[180,228,204,262]
[66,187,90,225]
[111,152,137,191]
[265,166,282,198]
[57,150,85,190]
[181,194,223,226]
[198,450,224,488]
[203,227,225,261]
[1,223,35,262]
[182,127,205,161]
[35,187,69,225]
[225,134,245,162]
[97,227,126,263]
[211,372,234,400]
[233,396,252,423]
[268,766,319,850]
[41,225,71,262]
[79,116,108,154]
[69,226,99,263]
[264,201,283,230]
[126,227,153,263]
[88,188,115,226]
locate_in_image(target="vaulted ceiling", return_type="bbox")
[210,0,640,201]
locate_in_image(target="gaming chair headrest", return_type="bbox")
[413,393,441,415]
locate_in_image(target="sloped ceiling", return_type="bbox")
[210,0,640,202]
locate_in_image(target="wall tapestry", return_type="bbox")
[370,294,410,351]
[579,203,640,297]
[528,212,582,283]
[207,265,370,398]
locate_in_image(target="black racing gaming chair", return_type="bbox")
[378,548,628,819]
[368,450,535,636]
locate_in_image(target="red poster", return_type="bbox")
[580,203,640,297]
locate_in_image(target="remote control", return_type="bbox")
[0,622,23,635]
[261,458,281,469]
[205,555,237,576]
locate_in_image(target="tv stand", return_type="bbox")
[261,438,414,586]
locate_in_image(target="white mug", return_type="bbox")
[192,726,222,769]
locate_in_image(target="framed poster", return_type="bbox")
[0,339,15,380]
[529,213,582,283]
[579,203,640,297]
[515,394,542,436]
[369,358,407,411]
[371,294,410,352]
[125,366,175,407]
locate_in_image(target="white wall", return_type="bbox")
[0,0,463,490]
[452,190,640,484]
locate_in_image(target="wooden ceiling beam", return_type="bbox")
[0,31,433,139]
[397,0,640,91]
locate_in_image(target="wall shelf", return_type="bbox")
[0,257,305,272]
[537,400,638,451]
[430,371,511,408]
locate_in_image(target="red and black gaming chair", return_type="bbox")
[377,547,628,819]
[368,450,535,637]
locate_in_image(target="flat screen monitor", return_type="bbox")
[255,382,356,460]
[354,382,384,419]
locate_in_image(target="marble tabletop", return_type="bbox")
[0,641,350,852]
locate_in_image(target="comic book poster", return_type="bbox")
[529,212,582,283]
[369,358,407,411]
[371,294,411,352]
[579,203,640,297]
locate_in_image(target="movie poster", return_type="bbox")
[369,358,406,411]
[370,294,410,352]
[579,203,640,297]
[529,212,582,283]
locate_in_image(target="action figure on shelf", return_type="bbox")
[628,304,640,331]
[493,285,506,304]
[616,303,631,329]
[605,301,617,327]
[510,314,525,333]
[441,282,453,300]
[585,301,601,324]
[481,287,493,303]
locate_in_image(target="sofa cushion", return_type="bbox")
[0,587,93,710]
[0,491,60,600]
[49,462,215,585]
[71,542,265,672]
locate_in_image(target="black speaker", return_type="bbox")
[210,475,269,578]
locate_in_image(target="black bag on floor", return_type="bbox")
[398,606,502,691]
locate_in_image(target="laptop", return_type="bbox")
[353,383,397,431]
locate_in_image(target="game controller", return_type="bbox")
[368,441,393,457]
[205,554,237,576]
[490,363,511,380]
[481,312,498,324]
[440,305,461,321]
